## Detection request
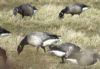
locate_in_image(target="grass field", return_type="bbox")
[0,0,100,69]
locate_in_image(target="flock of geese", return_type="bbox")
[0,2,100,69]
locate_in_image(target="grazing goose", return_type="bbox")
[59,3,89,18]
[17,32,60,54]
[0,27,10,36]
[13,3,38,18]
[49,43,80,63]
[66,49,100,66]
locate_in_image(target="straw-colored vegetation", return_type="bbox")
[0,0,100,69]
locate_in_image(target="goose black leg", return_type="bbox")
[60,56,65,63]
[22,15,24,18]
[41,46,46,53]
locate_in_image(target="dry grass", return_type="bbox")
[0,0,100,69]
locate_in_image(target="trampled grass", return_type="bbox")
[0,0,100,69]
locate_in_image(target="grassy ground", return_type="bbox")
[0,0,100,69]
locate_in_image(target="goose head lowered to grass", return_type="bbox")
[13,3,38,18]
[17,32,61,54]
[59,3,89,18]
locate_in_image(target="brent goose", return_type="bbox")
[13,3,38,18]
[17,32,60,54]
[0,27,10,36]
[49,43,80,63]
[66,49,100,66]
[59,3,89,18]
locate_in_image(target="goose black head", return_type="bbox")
[17,36,28,54]
[59,7,69,18]
[17,45,25,55]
